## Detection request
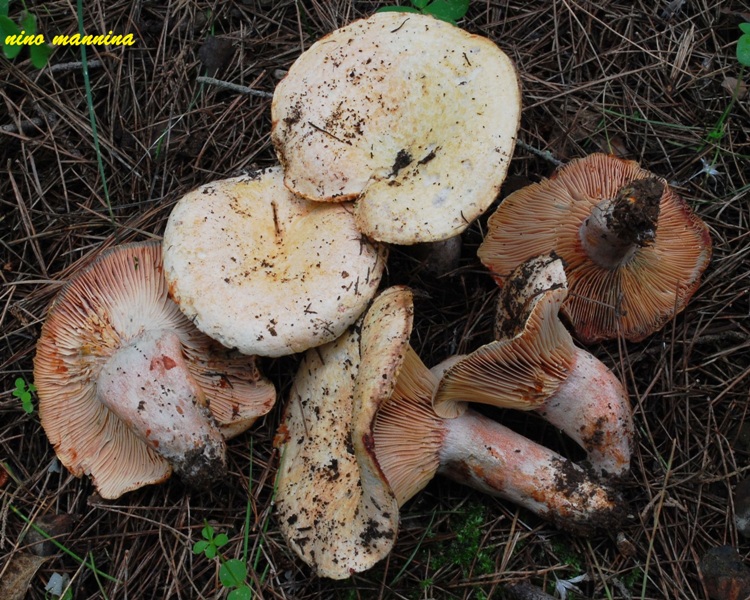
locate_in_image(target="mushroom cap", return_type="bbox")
[34,241,276,499]
[271,12,521,244]
[477,153,712,343]
[163,167,387,357]
[184,342,276,440]
[355,286,444,506]
[274,323,398,579]
[433,255,576,418]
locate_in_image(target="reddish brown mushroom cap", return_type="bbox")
[34,242,276,499]
[433,256,576,419]
[361,286,625,531]
[183,342,276,440]
[478,153,712,343]
[433,255,633,478]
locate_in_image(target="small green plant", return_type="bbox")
[0,2,53,68]
[429,501,494,579]
[45,572,73,600]
[701,23,749,150]
[193,522,252,600]
[377,0,470,25]
[738,23,750,67]
[12,377,36,414]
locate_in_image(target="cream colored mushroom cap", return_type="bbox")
[271,12,521,244]
[163,167,387,357]
[275,324,398,579]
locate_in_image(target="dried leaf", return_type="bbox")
[0,553,46,600]
[722,77,748,99]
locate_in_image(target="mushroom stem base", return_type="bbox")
[98,329,227,488]
[438,409,625,534]
[579,177,663,270]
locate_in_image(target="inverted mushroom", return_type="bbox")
[274,322,399,580]
[477,153,712,343]
[163,167,387,357]
[34,241,276,499]
[432,255,634,479]
[271,11,521,244]
[356,286,625,533]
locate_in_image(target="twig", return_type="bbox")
[45,58,103,74]
[515,139,563,167]
[503,582,557,600]
[196,76,273,99]
[0,117,46,135]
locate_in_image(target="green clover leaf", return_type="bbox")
[30,42,52,68]
[219,559,248,589]
[228,585,253,600]
[738,24,750,67]
[192,540,209,555]
[422,0,470,24]
[0,15,22,59]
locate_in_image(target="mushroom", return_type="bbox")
[271,11,521,245]
[34,241,276,499]
[357,286,625,533]
[477,153,712,343]
[274,321,398,580]
[432,254,634,479]
[163,166,387,358]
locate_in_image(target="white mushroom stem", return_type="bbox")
[535,348,633,479]
[578,177,663,269]
[438,409,624,533]
[98,329,227,487]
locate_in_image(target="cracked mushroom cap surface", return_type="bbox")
[163,167,387,357]
[34,241,276,499]
[271,11,521,244]
[433,255,576,419]
[274,323,398,580]
[477,153,712,343]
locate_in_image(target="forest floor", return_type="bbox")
[1,1,749,599]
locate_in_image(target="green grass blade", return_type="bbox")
[76,0,113,221]
[10,504,120,584]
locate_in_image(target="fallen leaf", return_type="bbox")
[0,553,46,600]
[26,514,76,557]
[722,77,748,99]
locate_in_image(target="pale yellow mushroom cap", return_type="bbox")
[163,166,387,357]
[271,12,521,244]
[274,324,398,579]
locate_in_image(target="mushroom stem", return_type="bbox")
[371,345,625,533]
[438,409,624,533]
[98,328,227,488]
[432,349,633,479]
[578,177,663,269]
[534,348,633,479]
